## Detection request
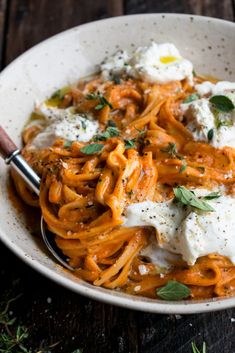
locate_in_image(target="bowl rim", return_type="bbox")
[0,13,235,314]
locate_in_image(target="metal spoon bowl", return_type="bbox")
[0,125,74,271]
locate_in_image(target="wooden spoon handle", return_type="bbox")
[0,125,18,159]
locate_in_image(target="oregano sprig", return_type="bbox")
[86,92,113,110]
[173,186,215,212]
[156,280,191,301]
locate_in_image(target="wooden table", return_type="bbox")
[0,1,235,352]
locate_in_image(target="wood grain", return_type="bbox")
[4,0,123,65]
[124,0,235,21]
[0,0,7,68]
[0,1,235,353]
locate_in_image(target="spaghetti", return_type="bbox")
[12,69,235,300]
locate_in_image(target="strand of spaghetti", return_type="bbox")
[14,72,235,300]
[94,231,146,286]
[103,244,143,289]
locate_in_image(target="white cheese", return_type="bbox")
[124,189,235,266]
[140,242,181,271]
[195,81,235,96]
[101,50,131,81]
[128,42,193,84]
[181,91,235,148]
[178,195,235,265]
[182,98,215,142]
[30,104,99,148]
[101,42,194,84]
[124,200,188,249]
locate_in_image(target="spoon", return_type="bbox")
[0,126,74,271]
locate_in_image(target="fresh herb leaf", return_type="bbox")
[203,191,221,200]
[215,118,233,129]
[51,89,65,100]
[86,92,113,110]
[156,280,191,301]
[93,127,120,141]
[207,128,214,141]
[113,76,121,84]
[209,95,235,112]
[51,89,63,99]
[173,186,215,212]
[134,127,145,134]
[202,342,206,353]
[161,142,177,156]
[0,294,60,353]
[192,69,197,77]
[124,139,136,150]
[64,141,73,148]
[160,142,184,160]
[179,164,187,173]
[96,95,113,110]
[183,93,200,104]
[81,120,87,130]
[191,341,206,353]
[50,87,70,101]
[106,126,119,137]
[94,103,104,110]
[86,93,97,100]
[107,120,117,127]
[80,143,104,155]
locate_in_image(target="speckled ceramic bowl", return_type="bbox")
[0,14,234,314]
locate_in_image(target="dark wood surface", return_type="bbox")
[0,1,235,352]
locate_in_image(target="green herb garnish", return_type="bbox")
[203,191,221,200]
[179,164,187,173]
[183,93,200,104]
[173,186,215,212]
[156,280,191,301]
[80,143,104,155]
[0,294,60,352]
[81,119,87,130]
[216,118,233,129]
[160,143,184,160]
[93,127,119,141]
[107,120,117,127]
[191,341,207,353]
[64,141,73,148]
[51,87,70,100]
[86,92,113,110]
[51,89,65,100]
[124,139,136,150]
[207,128,214,141]
[113,76,121,84]
[161,142,178,157]
[161,143,186,173]
[123,128,146,150]
[209,95,234,112]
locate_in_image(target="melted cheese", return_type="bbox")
[101,42,194,84]
[181,90,235,148]
[195,81,235,96]
[124,189,235,266]
[30,104,99,148]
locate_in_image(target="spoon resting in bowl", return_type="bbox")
[0,125,74,271]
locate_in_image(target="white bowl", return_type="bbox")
[0,14,234,314]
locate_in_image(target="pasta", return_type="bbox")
[12,65,235,301]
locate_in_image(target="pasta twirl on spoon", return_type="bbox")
[12,42,235,301]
